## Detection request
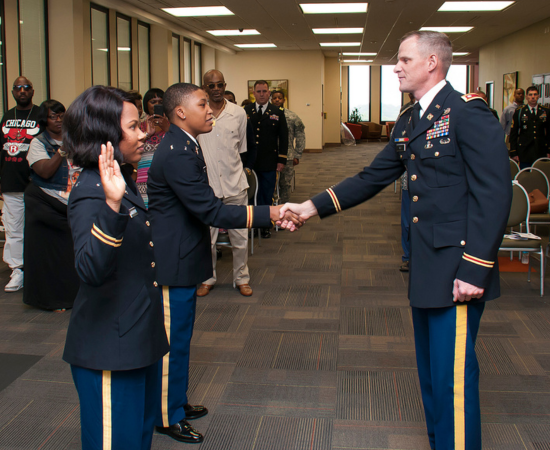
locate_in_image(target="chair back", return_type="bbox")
[515,167,549,199]
[509,159,519,179]
[386,121,396,139]
[532,158,550,188]
[246,169,259,205]
[508,181,530,230]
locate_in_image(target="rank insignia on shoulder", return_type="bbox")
[280,107,284,110]
[461,93,487,104]
[269,114,279,121]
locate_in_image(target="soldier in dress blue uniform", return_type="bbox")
[147,83,300,444]
[509,85,550,169]
[244,80,288,238]
[62,86,169,450]
[281,31,512,450]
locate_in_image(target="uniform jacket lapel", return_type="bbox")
[409,83,454,142]
[169,123,205,164]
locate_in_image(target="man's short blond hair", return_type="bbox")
[401,30,453,76]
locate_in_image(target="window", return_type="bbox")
[18,0,49,101]
[348,65,370,121]
[91,4,109,86]
[183,39,191,82]
[116,14,132,90]
[172,34,180,83]
[485,81,495,109]
[137,22,150,95]
[0,2,7,116]
[380,65,403,122]
[193,43,202,84]
[446,65,468,94]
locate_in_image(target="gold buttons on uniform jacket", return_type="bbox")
[460,240,466,246]
[151,262,156,268]
[435,152,440,157]
[153,281,158,287]
[149,241,154,247]
[412,196,418,202]
[146,221,150,227]
[412,217,419,223]
[410,154,416,160]
[411,174,417,181]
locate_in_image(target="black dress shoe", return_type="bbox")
[261,229,271,239]
[155,420,203,444]
[184,403,208,420]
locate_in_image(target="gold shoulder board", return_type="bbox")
[461,93,487,105]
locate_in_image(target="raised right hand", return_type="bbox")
[98,142,126,213]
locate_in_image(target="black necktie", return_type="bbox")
[258,105,263,116]
[411,103,421,129]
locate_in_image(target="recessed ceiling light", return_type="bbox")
[420,26,473,32]
[343,59,372,62]
[207,29,260,36]
[313,28,364,34]
[235,43,277,48]
[453,52,470,56]
[162,6,234,17]
[439,1,514,11]
[342,52,377,56]
[320,42,361,47]
[300,3,368,14]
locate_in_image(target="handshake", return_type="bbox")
[268,200,319,231]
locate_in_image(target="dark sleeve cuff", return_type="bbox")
[251,205,272,228]
[311,188,341,219]
[456,252,495,288]
[278,155,288,165]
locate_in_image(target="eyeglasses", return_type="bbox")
[13,85,33,91]
[207,82,225,90]
[48,113,65,121]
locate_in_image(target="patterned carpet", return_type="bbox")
[0,141,549,449]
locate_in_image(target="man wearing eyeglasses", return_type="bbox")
[197,70,255,297]
[0,77,41,292]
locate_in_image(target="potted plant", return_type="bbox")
[345,107,363,140]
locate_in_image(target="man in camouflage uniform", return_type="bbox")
[271,91,306,203]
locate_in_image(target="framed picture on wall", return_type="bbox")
[503,72,518,109]
[248,80,289,108]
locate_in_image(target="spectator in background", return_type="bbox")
[0,76,41,292]
[501,88,524,142]
[197,70,254,297]
[24,100,81,311]
[475,90,499,120]
[509,85,550,169]
[224,90,237,104]
[127,89,146,120]
[244,81,288,238]
[241,99,252,107]
[137,88,170,207]
[271,90,306,204]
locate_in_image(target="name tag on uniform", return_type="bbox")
[129,207,138,218]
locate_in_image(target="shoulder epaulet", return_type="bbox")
[398,104,413,117]
[461,93,487,105]
[280,107,284,111]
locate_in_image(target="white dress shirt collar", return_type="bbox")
[418,80,447,118]
[256,102,269,113]
[180,128,198,146]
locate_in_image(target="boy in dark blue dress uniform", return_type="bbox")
[281,31,511,450]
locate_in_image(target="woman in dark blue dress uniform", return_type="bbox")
[61,86,169,450]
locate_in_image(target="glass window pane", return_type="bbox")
[183,40,191,83]
[381,65,402,122]
[117,16,132,90]
[19,0,48,102]
[447,65,468,95]
[138,24,150,95]
[172,35,180,83]
[91,7,109,86]
[349,65,370,121]
[194,43,201,85]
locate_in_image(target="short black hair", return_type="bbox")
[143,88,165,113]
[272,90,285,99]
[254,80,269,89]
[225,90,236,100]
[63,86,133,168]
[526,85,539,95]
[38,99,65,128]
[163,83,201,121]
[127,89,142,102]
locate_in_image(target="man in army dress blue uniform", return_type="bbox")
[281,31,511,450]
[509,85,550,169]
[271,90,306,203]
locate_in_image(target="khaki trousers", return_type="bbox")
[203,189,250,286]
